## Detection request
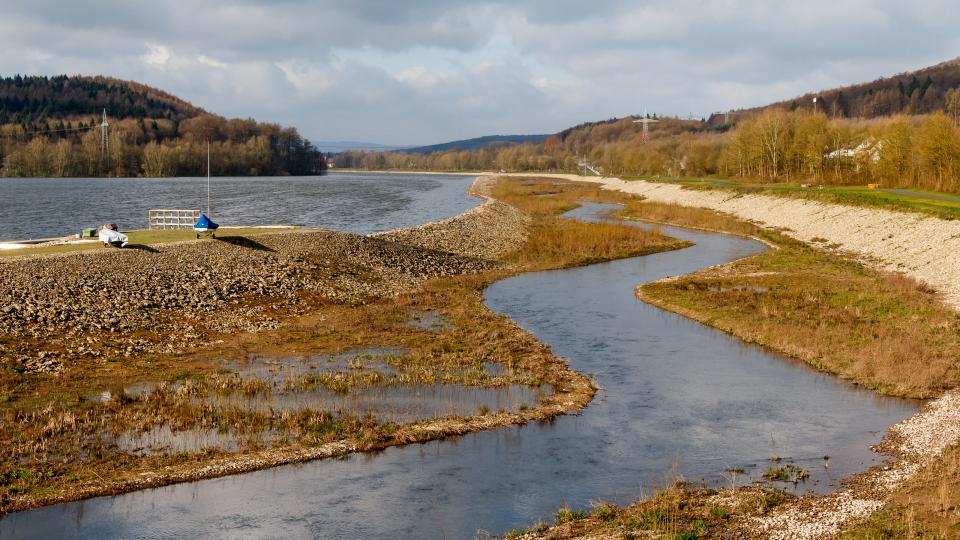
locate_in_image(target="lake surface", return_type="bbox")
[0,172,478,240]
[0,202,919,539]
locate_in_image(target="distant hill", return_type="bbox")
[0,75,206,125]
[314,141,409,153]
[709,58,960,126]
[0,75,324,177]
[399,134,549,154]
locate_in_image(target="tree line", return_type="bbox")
[332,110,960,194]
[1,113,326,177]
[715,58,960,126]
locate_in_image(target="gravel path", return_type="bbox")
[372,174,529,260]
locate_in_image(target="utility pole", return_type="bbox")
[100,109,109,157]
[633,109,659,143]
[207,140,211,215]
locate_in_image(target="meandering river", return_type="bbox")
[0,201,919,539]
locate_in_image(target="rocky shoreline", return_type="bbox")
[372,173,530,260]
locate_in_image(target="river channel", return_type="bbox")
[0,201,919,539]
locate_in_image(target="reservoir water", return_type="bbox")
[0,201,919,539]
[0,172,477,240]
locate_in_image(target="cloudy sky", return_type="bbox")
[2,1,959,145]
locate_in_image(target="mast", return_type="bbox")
[206,140,211,215]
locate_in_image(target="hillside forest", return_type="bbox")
[334,109,960,194]
[0,75,325,177]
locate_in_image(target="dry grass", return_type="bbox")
[843,444,960,539]
[492,178,690,270]
[626,201,960,399]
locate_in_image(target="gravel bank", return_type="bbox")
[750,389,960,540]
[372,174,530,260]
[0,176,531,374]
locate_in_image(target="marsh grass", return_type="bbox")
[492,179,691,269]
[842,443,960,540]
[626,200,960,399]
[524,467,792,540]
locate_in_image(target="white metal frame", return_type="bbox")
[148,209,201,230]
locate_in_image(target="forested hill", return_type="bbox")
[400,134,549,154]
[712,58,960,125]
[0,75,325,177]
[0,75,205,125]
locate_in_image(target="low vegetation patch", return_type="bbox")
[842,443,960,539]
[513,475,792,539]
[626,200,960,399]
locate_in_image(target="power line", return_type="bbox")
[21,122,99,136]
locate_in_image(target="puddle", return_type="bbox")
[406,310,451,332]
[106,347,548,455]
[225,347,407,386]
[114,426,277,455]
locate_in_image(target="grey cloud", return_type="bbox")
[1,1,958,144]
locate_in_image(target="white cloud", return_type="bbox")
[197,55,227,69]
[142,44,171,66]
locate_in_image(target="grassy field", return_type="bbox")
[625,175,960,220]
[0,177,687,514]
[0,227,299,258]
